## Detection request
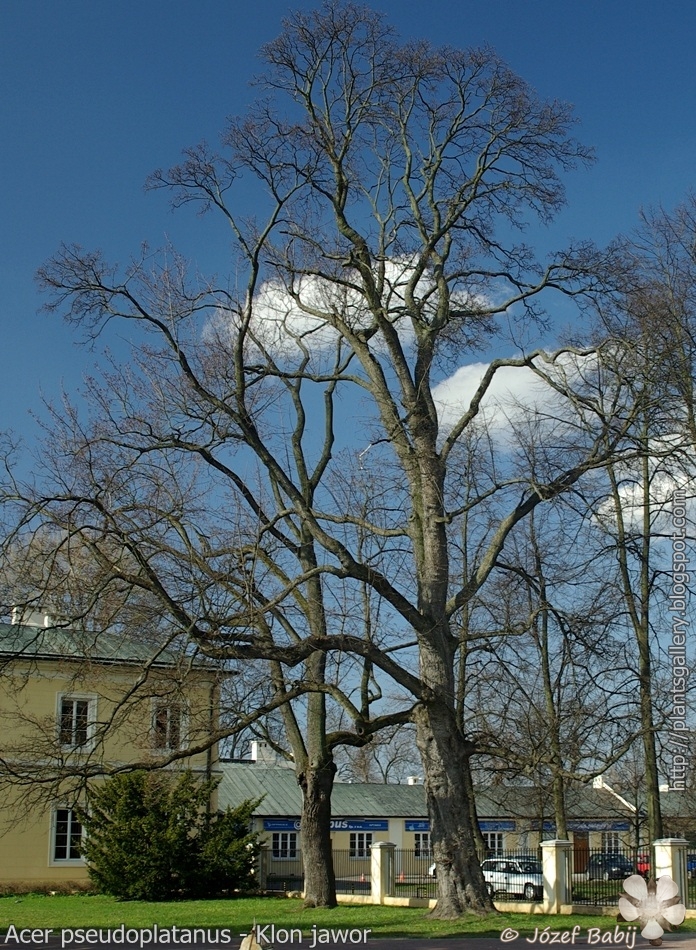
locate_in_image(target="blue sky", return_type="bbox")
[2,0,696,449]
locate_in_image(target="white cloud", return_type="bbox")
[593,443,694,534]
[209,256,491,363]
[432,361,550,430]
[431,350,602,434]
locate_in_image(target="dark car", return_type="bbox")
[586,853,634,881]
[687,854,696,879]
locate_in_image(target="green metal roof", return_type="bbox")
[332,781,429,817]
[0,621,195,668]
[659,790,696,819]
[218,765,305,816]
[219,764,694,823]
[474,784,629,820]
[218,765,428,817]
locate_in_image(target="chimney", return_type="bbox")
[250,740,275,765]
[407,775,423,785]
[11,606,54,628]
[249,740,294,768]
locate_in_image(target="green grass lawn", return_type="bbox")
[2,896,696,939]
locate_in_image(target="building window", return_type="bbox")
[53,808,83,861]
[482,832,504,854]
[602,832,620,852]
[58,696,95,749]
[349,832,372,858]
[414,832,431,858]
[153,702,185,751]
[272,832,297,859]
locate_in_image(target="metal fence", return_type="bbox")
[259,847,304,893]
[686,855,696,910]
[570,847,645,906]
[258,846,545,902]
[258,849,372,896]
[393,847,546,902]
[258,843,696,908]
[393,848,436,899]
[258,846,437,899]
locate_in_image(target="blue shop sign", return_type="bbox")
[405,820,516,833]
[264,818,389,832]
[263,819,302,831]
[568,821,631,832]
[330,819,389,831]
[535,820,631,832]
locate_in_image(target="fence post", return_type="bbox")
[541,839,573,913]
[370,841,396,904]
[653,838,688,902]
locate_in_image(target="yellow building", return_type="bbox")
[0,611,221,887]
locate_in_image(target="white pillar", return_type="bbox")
[370,841,396,904]
[653,838,688,904]
[541,839,573,913]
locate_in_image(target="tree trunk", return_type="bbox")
[405,451,494,917]
[609,422,663,844]
[638,443,663,843]
[639,676,663,843]
[414,703,494,918]
[462,758,487,859]
[298,760,337,908]
[551,773,568,840]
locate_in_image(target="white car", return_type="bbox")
[481,857,543,900]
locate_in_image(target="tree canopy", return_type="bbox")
[2,1,694,918]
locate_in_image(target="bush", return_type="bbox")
[198,801,260,895]
[78,771,260,900]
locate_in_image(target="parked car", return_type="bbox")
[636,853,650,877]
[481,857,544,900]
[687,854,696,879]
[586,853,634,881]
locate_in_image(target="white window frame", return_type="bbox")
[272,831,298,859]
[151,700,188,752]
[602,831,621,853]
[482,831,504,854]
[349,831,372,858]
[49,806,85,866]
[414,832,431,858]
[56,693,97,751]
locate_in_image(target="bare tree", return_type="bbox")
[615,196,696,446]
[468,503,638,837]
[562,331,696,843]
[334,723,421,784]
[2,2,638,917]
[0,484,409,907]
[544,279,696,845]
[0,533,316,812]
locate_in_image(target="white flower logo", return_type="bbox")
[618,874,686,944]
